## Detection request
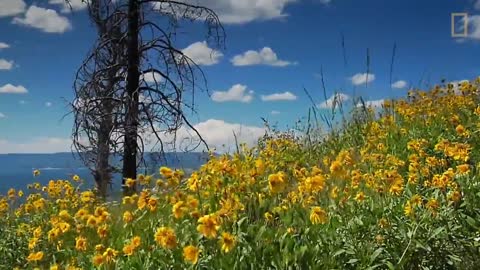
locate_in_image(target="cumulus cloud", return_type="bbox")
[271,110,280,115]
[0,0,26,17]
[261,91,297,101]
[356,99,384,108]
[231,47,295,67]
[148,119,266,153]
[0,84,28,94]
[0,59,14,70]
[182,41,223,66]
[48,0,88,12]
[318,93,350,109]
[0,137,72,154]
[0,113,6,118]
[211,84,254,103]
[350,73,375,86]
[391,80,407,89]
[12,6,72,33]
[141,71,163,83]
[0,42,10,50]
[0,119,266,154]
[153,0,296,24]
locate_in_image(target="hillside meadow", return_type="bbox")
[2,78,480,269]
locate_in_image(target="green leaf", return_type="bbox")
[429,227,444,240]
[333,249,346,257]
[386,261,395,270]
[369,247,383,263]
[347,258,359,264]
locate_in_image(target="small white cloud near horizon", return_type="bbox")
[12,5,72,33]
[48,0,88,13]
[0,84,28,94]
[0,137,73,154]
[45,102,53,107]
[231,47,295,67]
[211,84,254,103]
[0,59,14,70]
[149,119,267,153]
[392,80,407,89]
[0,42,10,50]
[350,73,375,86]
[0,0,26,17]
[0,119,266,153]
[261,91,297,101]
[182,41,223,66]
[271,110,280,115]
[318,93,350,109]
[356,99,384,108]
[0,113,6,119]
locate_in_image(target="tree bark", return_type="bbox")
[123,0,141,195]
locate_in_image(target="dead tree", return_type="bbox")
[71,0,225,196]
[71,0,126,197]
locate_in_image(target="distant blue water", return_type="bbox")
[0,152,209,195]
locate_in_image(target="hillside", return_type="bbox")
[1,78,480,269]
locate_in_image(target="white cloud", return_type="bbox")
[447,79,470,95]
[45,102,52,107]
[261,91,297,101]
[0,113,6,118]
[48,0,88,12]
[271,110,280,115]
[141,71,163,83]
[153,0,296,24]
[19,100,26,104]
[0,42,10,50]
[391,80,407,89]
[0,0,26,17]
[350,73,375,86]
[475,0,480,10]
[151,119,266,153]
[231,47,295,67]
[318,93,349,109]
[0,137,72,154]
[467,15,480,39]
[356,99,384,108]
[0,59,14,70]
[0,84,28,94]
[182,41,223,66]
[456,15,480,40]
[12,6,72,33]
[211,84,254,103]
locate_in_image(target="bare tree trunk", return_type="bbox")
[123,0,141,195]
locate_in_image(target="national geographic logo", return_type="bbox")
[451,13,469,37]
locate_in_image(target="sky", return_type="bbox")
[0,0,479,153]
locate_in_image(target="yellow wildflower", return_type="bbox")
[183,245,200,264]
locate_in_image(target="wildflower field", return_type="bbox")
[3,78,480,269]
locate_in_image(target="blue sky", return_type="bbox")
[0,0,479,153]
